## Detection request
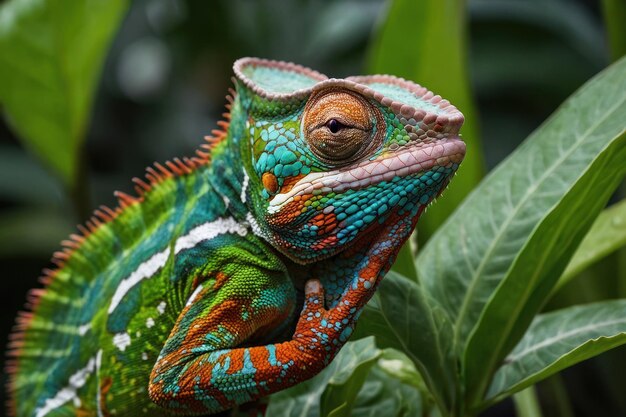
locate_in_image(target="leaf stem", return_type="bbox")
[513,386,543,417]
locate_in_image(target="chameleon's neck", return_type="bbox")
[204,88,255,225]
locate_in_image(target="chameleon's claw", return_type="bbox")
[299,279,327,318]
[304,278,322,295]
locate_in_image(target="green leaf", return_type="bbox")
[351,365,422,417]
[557,199,626,289]
[377,349,427,394]
[462,58,626,407]
[355,272,456,414]
[320,340,382,417]
[416,56,626,408]
[266,337,381,417]
[367,0,484,242]
[0,0,128,186]
[485,300,626,408]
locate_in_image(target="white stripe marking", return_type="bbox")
[246,212,265,238]
[95,350,103,417]
[174,217,247,254]
[240,172,249,203]
[107,217,247,316]
[156,301,166,315]
[35,351,102,417]
[113,332,131,351]
[78,323,90,336]
[186,283,205,307]
[108,249,171,314]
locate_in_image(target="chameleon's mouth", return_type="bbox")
[267,137,466,214]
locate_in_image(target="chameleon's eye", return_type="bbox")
[303,89,384,165]
[326,119,343,134]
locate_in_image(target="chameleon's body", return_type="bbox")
[7,58,465,416]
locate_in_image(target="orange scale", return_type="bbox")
[323,223,336,234]
[249,347,270,375]
[314,235,338,248]
[281,174,305,194]
[99,376,113,415]
[214,271,229,290]
[357,262,379,281]
[225,350,246,375]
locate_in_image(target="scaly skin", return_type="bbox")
[6,58,465,416]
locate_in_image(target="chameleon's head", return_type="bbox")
[233,58,465,264]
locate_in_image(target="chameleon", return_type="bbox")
[6,57,465,416]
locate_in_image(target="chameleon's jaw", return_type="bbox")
[267,137,466,215]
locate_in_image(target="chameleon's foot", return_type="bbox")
[292,279,355,363]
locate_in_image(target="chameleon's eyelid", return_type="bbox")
[344,74,464,132]
[234,57,328,100]
[310,117,361,132]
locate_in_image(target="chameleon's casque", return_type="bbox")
[6,58,465,416]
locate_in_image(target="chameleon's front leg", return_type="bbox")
[316,214,418,314]
[149,218,414,415]
[148,275,347,415]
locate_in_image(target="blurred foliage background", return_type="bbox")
[0,0,621,415]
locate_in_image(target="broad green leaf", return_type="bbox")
[557,199,626,290]
[351,366,422,417]
[484,300,626,408]
[368,0,484,242]
[320,341,382,417]
[377,349,427,394]
[266,337,381,417]
[462,57,626,407]
[0,0,128,186]
[355,272,456,414]
[416,56,626,407]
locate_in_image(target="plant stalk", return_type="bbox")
[513,386,543,417]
